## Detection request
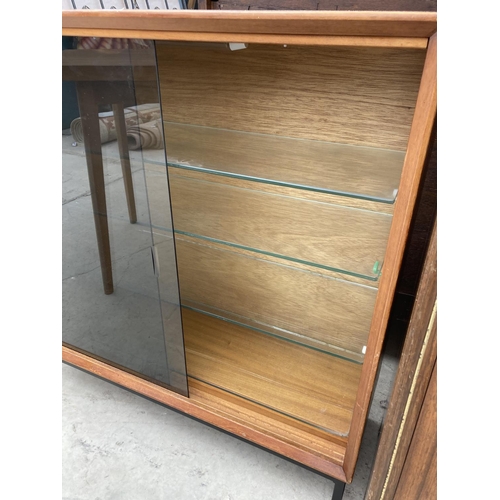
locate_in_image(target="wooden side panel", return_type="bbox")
[396,126,437,296]
[393,361,437,500]
[157,43,425,150]
[343,34,436,482]
[366,221,437,500]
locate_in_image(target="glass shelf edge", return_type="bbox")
[188,375,349,438]
[174,229,381,282]
[167,163,396,205]
[183,304,364,365]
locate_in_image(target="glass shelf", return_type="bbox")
[183,307,363,436]
[163,122,405,203]
[183,302,364,364]
[169,170,392,281]
[175,236,377,363]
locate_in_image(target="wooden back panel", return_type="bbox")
[157,43,425,150]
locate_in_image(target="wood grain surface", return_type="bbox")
[63,29,428,48]
[343,34,436,482]
[393,361,437,500]
[162,121,406,200]
[61,10,437,484]
[366,222,437,500]
[158,43,425,150]
[183,308,362,436]
[396,125,437,296]
[62,10,437,38]
[175,235,377,360]
[166,165,395,214]
[168,168,392,279]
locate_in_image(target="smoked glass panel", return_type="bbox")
[62,36,187,395]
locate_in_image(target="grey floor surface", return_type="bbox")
[62,348,399,500]
[62,133,401,500]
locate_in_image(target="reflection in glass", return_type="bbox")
[62,36,187,395]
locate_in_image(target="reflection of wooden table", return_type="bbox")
[63,49,156,294]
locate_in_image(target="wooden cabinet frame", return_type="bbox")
[62,10,437,485]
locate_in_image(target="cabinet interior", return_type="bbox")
[62,24,433,479]
[153,41,426,447]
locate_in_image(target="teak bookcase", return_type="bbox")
[62,10,437,487]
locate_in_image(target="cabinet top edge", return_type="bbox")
[62,10,437,39]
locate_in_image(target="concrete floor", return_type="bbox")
[62,133,402,500]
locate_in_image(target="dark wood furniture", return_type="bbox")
[366,221,437,499]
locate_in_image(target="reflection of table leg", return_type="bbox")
[113,102,137,224]
[76,82,113,295]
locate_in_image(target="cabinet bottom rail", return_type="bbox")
[62,344,351,482]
